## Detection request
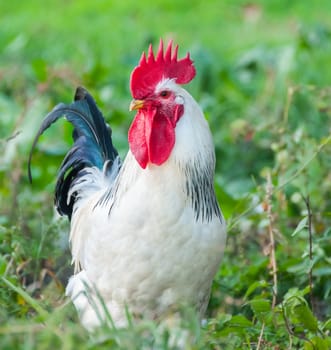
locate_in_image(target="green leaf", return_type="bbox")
[219,315,253,337]
[293,303,318,332]
[227,315,253,328]
[313,267,331,277]
[292,216,308,236]
[322,318,331,331]
[244,280,269,299]
[304,336,331,350]
[247,298,271,321]
[283,286,311,301]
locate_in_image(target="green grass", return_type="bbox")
[1,0,331,348]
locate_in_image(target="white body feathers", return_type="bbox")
[65,82,226,329]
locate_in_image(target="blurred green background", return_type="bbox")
[1,1,331,348]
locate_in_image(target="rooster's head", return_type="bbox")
[129,40,196,169]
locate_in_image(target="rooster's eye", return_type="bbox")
[159,90,170,98]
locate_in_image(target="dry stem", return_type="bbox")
[266,172,278,309]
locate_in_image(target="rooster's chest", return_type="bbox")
[84,170,225,313]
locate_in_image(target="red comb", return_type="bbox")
[130,39,196,99]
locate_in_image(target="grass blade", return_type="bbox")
[2,277,49,320]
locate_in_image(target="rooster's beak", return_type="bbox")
[129,99,145,111]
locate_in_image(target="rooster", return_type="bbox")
[28,40,226,329]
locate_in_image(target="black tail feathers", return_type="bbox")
[28,87,119,219]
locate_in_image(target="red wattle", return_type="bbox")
[149,112,175,165]
[128,110,149,169]
[128,109,175,169]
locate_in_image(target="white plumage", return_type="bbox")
[29,41,226,329]
[66,81,226,329]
